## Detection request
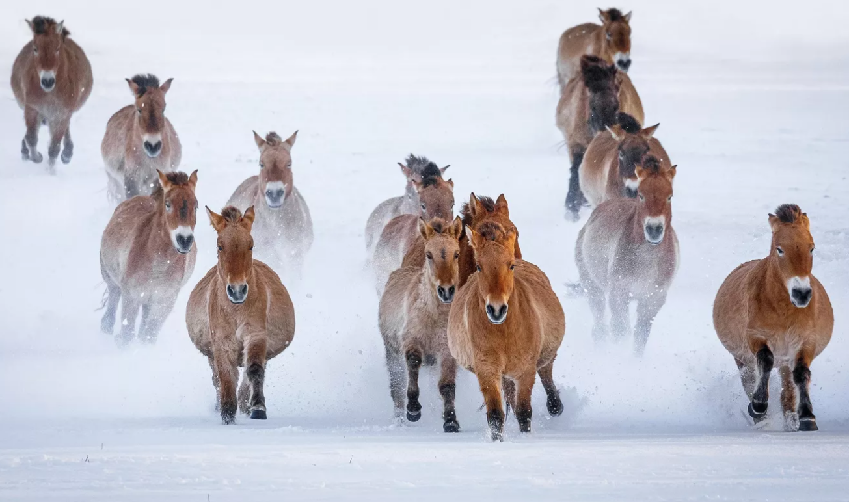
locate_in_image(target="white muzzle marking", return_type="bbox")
[39,70,56,92]
[170,225,194,254]
[614,52,631,72]
[643,216,666,245]
[264,181,287,208]
[142,133,163,158]
[787,276,813,308]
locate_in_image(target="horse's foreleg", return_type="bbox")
[608,285,630,341]
[61,128,73,164]
[564,147,586,220]
[46,117,70,172]
[138,296,176,344]
[117,294,141,346]
[476,367,505,441]
[734,357,756,401]
[22,106,42,163]
[515,370,536,433]
[208,356,221,411]
[748,343,774,422]
[634,292,667,356]
[384,346,406,419]
[438,355,459,433]
[538,361,563,417]
[779,366,799,431]
[244,336,268,419]
[213,345,239,424]
[502,377,517,416]
[793,351,817,431]
[585,280,608,342]
[404,345,424,422]
[100,283,121,335]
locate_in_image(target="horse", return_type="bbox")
[579,121,669,207]
[575,156,678,355]
[379,217,464,432]
[557,55,644,220]
[713,204,833,432]
[447,223,565,441]
[101,74,182,201]
[364,154,449,260]
[401,193,522,290]
[100,170,198,346]
[556,8,632,86]
[372,164,455,294]
[186,206,296,424]
[227,131,313,280]
[11,16,92,173]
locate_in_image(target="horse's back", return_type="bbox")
[227,176,259,210]
[713,259,759,357]
[617,73,644,125]
[100,196,155,284]
[186,266,218,357]
[556,78,590,149]
[379,265,418,350]
[102,105,134,171]
[365,196,403,252]
[373,214,417,293]
[254,260,296,358]
[580,131,617,205]
[557,22,600,83]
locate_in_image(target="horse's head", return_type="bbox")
[27,17,68,92]
[419,216,463,304]
[127,74,173,158]
[468,222,518,325]
[598,8,632,72]
[414,164,455,220]
[608,122,659,197]
[254,130,297,209]
[399,162,423,202]
[155,170,198,254]
[635,156,675,245]
[582,55,620,135]
[768,204,815,308]
[207,206,256,305]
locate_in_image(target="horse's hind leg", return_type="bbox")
[564,147,586,221]
[515,370,536,433]
[748,344,774,423]
[779,366,799,431]
[61,128,74,164]
[138,296,176,344]
[476,367,505,441]
[244,336,269,419]
[100,278,121,335]
[608,284,630,341]
[793,351,817,431]
[538,361,563,417]
[22,106,42,163]
[384,347,406,419]
[404,345,424,422]
[502,377,517,417]
[237,369,250,415]
[117,294,141,346]
[734,357,756,400]
[438,356,460,433]
[46,117,70,172]
[213,347,239,424]
[634,292,667,356]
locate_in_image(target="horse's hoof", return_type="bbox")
[31,151,43,164]
[547,395,564,417]
[221,402,237,424]
[490,430,504,442]
[749,402,768,418]
[798,417,817,432]
[250,409,267,420]
[406,409,422,422]
[61,151,72,164]
[443,420,460,433]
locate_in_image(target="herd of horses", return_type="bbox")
[9,11,834,437]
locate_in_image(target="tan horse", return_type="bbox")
[100,170,198,346]
[228,131,313,279]
[557,8,633,85]
[364,155,449,259]
[579,122,668,206]
[101,74,182,201]
[575,157,678,355]
[372,165,455,294]
[11,16,92,173]
[557,55,644,220]
[713,204,833,431]
[379,217,463,432]
[186,206,296,424]
[447,224,565,441]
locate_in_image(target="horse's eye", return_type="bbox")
[476,265,481,272]
[510,264,515,271]
[606,32,612,40]
[638,194,645,201]
[421,203,426,210]
[667,195,672,202]
[165,202,172,211]
[137,108,142,114]
[454,251,460,260]
[426,252,433,260]
[776,246,784,257]
[33,47,38,55]
[287,163,292,168]
[260,162,264,168]
[810,246,815,254]
[249,245,254,251]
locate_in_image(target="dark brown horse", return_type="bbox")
[11,16,92,173]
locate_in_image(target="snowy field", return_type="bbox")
[1,0,848,500]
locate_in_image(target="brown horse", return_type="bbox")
[379,217,463,432]
[372,164,455,294]
[447,224,565,441]
[227,131,313,279]
[557,8,633,86]
[713,205,833,431]
[11,16,92,173]
[364,155,449,259]
[575,157,678,355]
[579,122,669,206]
[101,74,182,201]
[557,55,644,220]
[100,170,198,346]
[401,193,522,290]
[186,206,296,424]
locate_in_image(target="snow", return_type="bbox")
[1,0,848,500]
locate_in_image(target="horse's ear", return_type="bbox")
[504,229,518,257]
[159,78,174,94]
[667,165,677,180]
[418,218,431,239]
[598,8,607,23]
[607,124,624,141]
[127,78,140,96]
[282,130,298,152]
[399,163,413,180]
[188,170,199,190]
[468,192,480,217]
[466,226,485,251]
[635,166,645,180]
[495,194,510,216]
[157,170,172,192]
[26,19,34,33]
[446,178,454,188]
[624,11,632,22]
[242,206,256,230]
[451,216,463,240]
[207,206,226,232]
[768,213,781,233]
[800,213,811,230]
[440,165,450,175]
[253,131,266,152]
[641,123,660,139]
[56,20,65,36]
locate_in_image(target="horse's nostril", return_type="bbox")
[448,286,455,296]
[792,288,812,306]
[41,77,55,88]
[437,286,446,297]
[618,59,632,70]
[176,234,194,250]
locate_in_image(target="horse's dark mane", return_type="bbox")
[616,113,642,134]
[478,221,508,242]
[582,56,617,93]
[406,154,440,176]
[640,156,662,174]
[151,172,190,201]
[265,132,284,146]
[31,16,70,37]
[419,163,444,188]
[460,196,496,228]
[774,204,803,224]
[605,8,625,22]
[130,74,160,97]
[221,206,243,224]
[427,217,453,235]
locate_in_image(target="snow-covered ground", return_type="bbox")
[1,1,848,500]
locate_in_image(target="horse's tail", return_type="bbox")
[95,282,108,311]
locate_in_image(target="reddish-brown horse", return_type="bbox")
[11,16,92,173]
[557,8,633,85]
[100,170,198,345]
[714,204,833,431]
[575,157,678,355]
[186,206,296,424]
[447,224,565,441]
[380,217,463,432]
[102,74,182,201]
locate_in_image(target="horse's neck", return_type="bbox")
[415,270,439,309]
[753,257,796,311]
[400,187,419,213]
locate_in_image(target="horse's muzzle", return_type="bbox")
[437,285,456,304]
[226,284,249,304]
[644,223,665,245]
[486,303,508,324]
[790,287,812,308]
[39,71,56,92]
[143,140,163,158]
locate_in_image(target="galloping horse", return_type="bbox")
[100,170,198,345]
[575,157,678,355]
[557,55,643,220]
[11,16,92,173]
[365,155,449,259]
[227,131,313,279]
[447,223,565,441]
[714,204,833,431]
[186,206,296,424]
[379,217,463,432]
[101,74,182,201]
[557,8,633,85]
